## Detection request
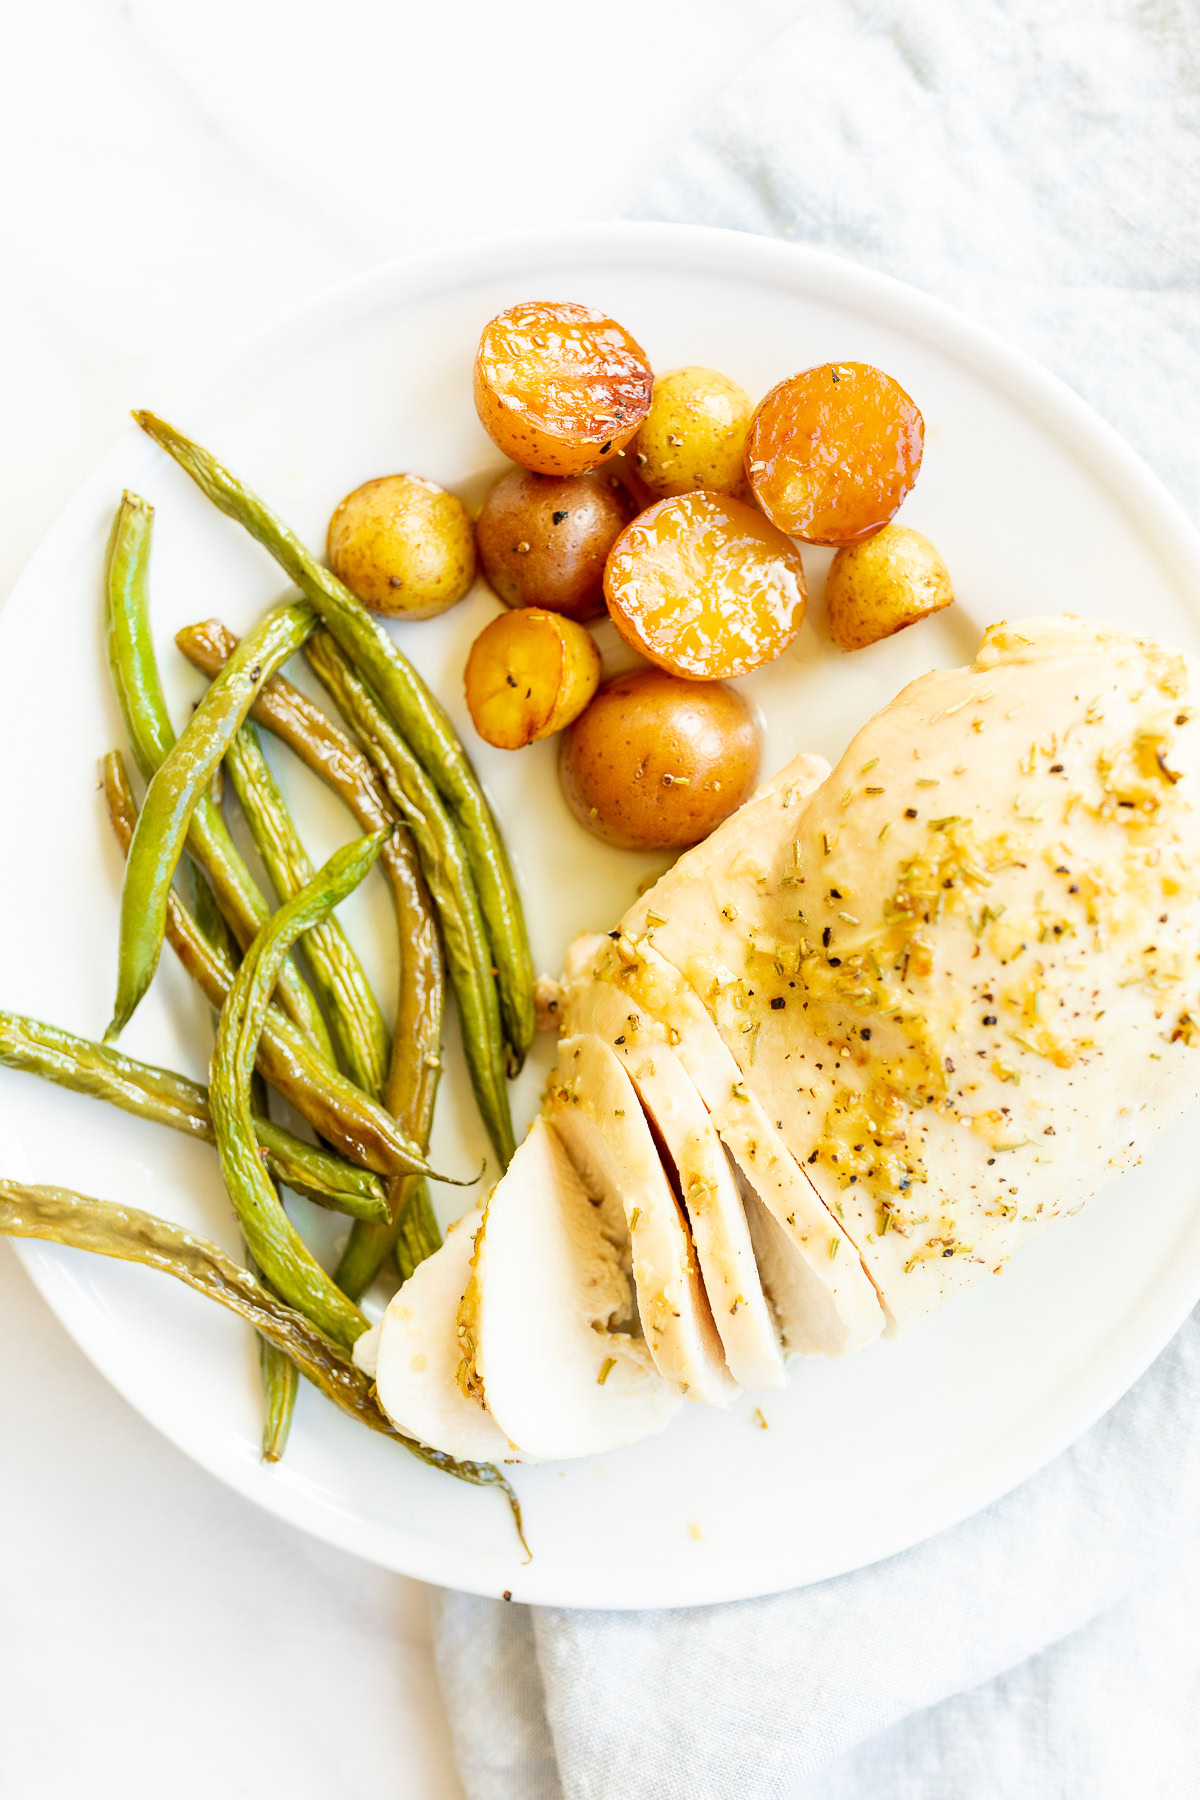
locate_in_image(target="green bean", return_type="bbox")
[394,1180,443,1284]
[0,1180,527,1542]
[132,414,535,1070]
[0,1009,389,1223]
[243,1243,298,1462]
[225,722,390,1099]
[103,752,445,1183]
[306,631,515,1169]
[105,494,329,1049]
[176,620,447,1294]
[106,596,320,1044]
[210,832,396,1346]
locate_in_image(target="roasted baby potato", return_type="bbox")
[629,366,752,498]
[824,524,954,650]
[464,608,601,750]
[327,474,475,618]
[474,301,653,477]
[476,468,634,622]
[559,669,761,850]
[745,362,924,545]
[604,491,807,680]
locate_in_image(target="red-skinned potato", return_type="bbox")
[474,301,653,476]
[559,669,762,850]
[465,609,602,750]
[476,468,634,622]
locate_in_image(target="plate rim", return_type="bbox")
[6,219,1200,1609]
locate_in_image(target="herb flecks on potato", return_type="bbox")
[476,468,634,622]
[825,524,954,650]
[474,301,653,477]
[559,669,761,850]
[327,473,475,619]
[745,362,924,546]
[465,609,601,750]
[630,366,752,499]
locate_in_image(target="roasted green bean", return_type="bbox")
[132,414,535,1070]
[306,631,515,1169]
[225,722,390,1099]
[176,620,447,1293]
[103,752,443,1183]
[105,493,329,1049]
[106,596,319,1043]
[0,1180,526,1542]
[209,832,394,1346]
[244,1243,298,1462]
[0,1009,389,1222]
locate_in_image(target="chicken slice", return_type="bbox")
[569,943,884,1356]
[546,1033,738,1405]
[457,1117,681,1458]
[562,960,786,1389]
[360,1207,512,1461]
[619,617,1200,1327]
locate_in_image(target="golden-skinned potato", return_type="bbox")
[745,362,924,545]
[604,490,807,681]
[473,301,653,476]
[559,669,761,850]
[464,609,602,750]
[629,366,752,498]
[328,474,475,618]
[476,468,634,621]
[824,524,954,651]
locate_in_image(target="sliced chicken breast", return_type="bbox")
[572,935,885,1358]
[562,958,786,1389]
[618,617,1200,1327]
[459,1117,681,1458]
[362,1206,512,1461]
[546,1032,738,1405]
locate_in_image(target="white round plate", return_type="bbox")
[4,223,1200,1610]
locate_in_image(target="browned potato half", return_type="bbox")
[559,669,761,850]
[629,366,753,498]
[464,609,602,750]
[474,301,653,476]
[328,474,475,619]
[476,468,634,622]
[824,524,954,651]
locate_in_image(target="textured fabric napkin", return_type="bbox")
[434,5,1200,1794]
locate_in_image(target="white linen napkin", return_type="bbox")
[434,6,1200,1794]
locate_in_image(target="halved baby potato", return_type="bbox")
[604,490,807,680]
[745,362,924,546]
[474,301,653,476]
[824,523,954,650]
[464,608,601,750]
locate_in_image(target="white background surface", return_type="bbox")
[0,3,795,1795]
